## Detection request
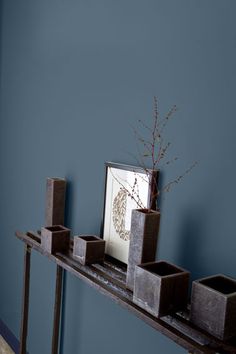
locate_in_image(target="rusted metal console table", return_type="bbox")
[16,231,236,354]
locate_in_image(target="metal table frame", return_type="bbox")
[16,231,236,354]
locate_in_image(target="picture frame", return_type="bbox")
[101,162,159,265]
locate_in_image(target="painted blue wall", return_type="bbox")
[1,1,236,353]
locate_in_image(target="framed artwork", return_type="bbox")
[101,162,159,264]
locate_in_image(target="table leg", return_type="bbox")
[19,244,31,354]
[51,265,64,354]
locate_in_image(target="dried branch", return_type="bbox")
[109,167,145,209]
[115,97,197,212]
[161,161,198,194]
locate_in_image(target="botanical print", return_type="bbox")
[103,164,150,264]
[112,188,130,241]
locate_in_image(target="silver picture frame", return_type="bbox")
[101,162,159,264]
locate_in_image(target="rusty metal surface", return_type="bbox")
[41,225,70,254]
[126,209,161,291]
[19,244,31,354]
[191,275,236,341]
[51,266,64,354]
[133,261,190,317]
[45,178,66,227]
[73,235,106,265]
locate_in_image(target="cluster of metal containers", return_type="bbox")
[41,177,236,342]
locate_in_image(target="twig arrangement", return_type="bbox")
[110,96,197,211]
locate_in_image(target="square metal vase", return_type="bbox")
[41,225,70,254]
[73,235,106,265]
[133,261,190,318]
[190,274,236,340]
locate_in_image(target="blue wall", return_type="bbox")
[1,1,236,353]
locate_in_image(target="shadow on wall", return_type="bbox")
[60,177,73,353]
[64,177,74,228]
[59,177,85,354]
[156,170,164,211]
[176,205,208,281]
